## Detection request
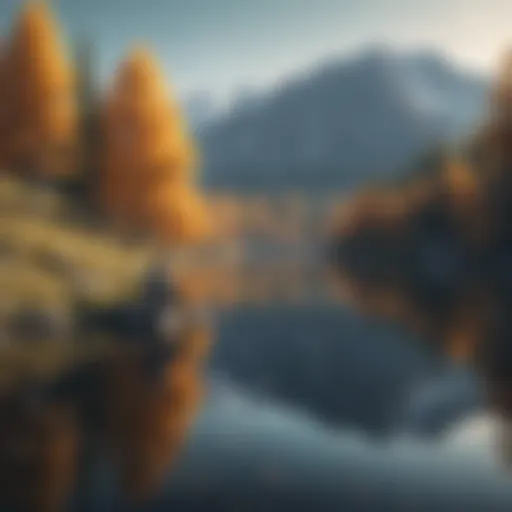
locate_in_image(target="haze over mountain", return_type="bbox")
[197,48,488,192]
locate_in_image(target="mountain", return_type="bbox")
[197,48,488,192]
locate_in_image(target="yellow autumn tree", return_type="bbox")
[101,47,208,244]
[2,1,77,178]
[0,41,8,170]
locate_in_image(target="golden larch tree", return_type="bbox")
[0,41,8,169]
[2,1,78,178]
[101,47,208,244]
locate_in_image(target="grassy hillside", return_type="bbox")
[0,175,158,391]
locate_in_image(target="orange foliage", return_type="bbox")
[0,328,209,509]
[151,183,210,244]
[105,334,207,501]
[2,1,77,177]
[100,48,207,244]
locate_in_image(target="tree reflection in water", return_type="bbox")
[330,51,512,460]
[0,263,210,512]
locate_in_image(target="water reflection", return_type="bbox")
[0,259,210,511]
[330,54,512,459]
[0,173,353,511]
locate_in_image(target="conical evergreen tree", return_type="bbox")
[0,41,8,170]
[101,47,207,244]
[4,1,78,178]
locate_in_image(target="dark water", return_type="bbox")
[75,377,512,512]
[0,256,507,511]
[210,303,430,431]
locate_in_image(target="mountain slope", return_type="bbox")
[198,49,488,192]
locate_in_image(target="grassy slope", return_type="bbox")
[0,175,154,391]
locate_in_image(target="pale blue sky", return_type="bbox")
[0,0,510,99]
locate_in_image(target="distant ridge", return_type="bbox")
[197,48,488,192]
